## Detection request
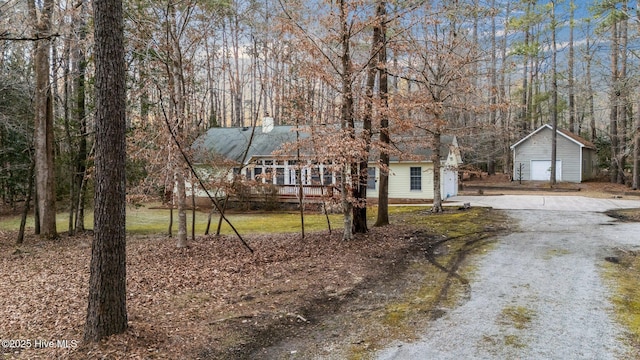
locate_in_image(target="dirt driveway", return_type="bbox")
[376,196,640,359]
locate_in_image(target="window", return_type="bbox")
[287,168,299,185]
[264,168,273,184]
[311,167,321,185]
[410,167,422,191]
[254,167,262,181]
[276,167,285,185]
[367,167,376,190]
[323,167,333,185]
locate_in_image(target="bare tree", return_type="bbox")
[277,0,373,240]
[568,0,576,134]
[401,1,483,212]
[374,0,390,227]
[28,0,57,238]
[550,0,558,185]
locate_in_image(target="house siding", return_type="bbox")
[364,163,434,200]
[581,147,597,181]
[513,127,582,182]
[388,163,435,200]
[191,126,462,203]
[367,162,458,201]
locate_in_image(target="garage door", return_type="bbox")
[531,160,562,181]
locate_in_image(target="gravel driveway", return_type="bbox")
[377,195,640,360]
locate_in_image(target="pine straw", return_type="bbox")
[0,226,416,359]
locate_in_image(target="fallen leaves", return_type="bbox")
[0,224,418,359]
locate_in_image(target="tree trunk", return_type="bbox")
[17,160,35,245]
[587,34,596,142]
[341,171,353,241]
[634,1,640,189]
[216,195,229,236]
[499,2,511,175]
[618,7,629,185]
[354,0,385,234]
[550,1,558,186]
[191,177,196,241]
[74,70,88,232]
[610,22,619,183]
[295,127,306,239]
[175,170,188,248]
[166,3,188,248]
[168,202,173,237]
[63,36,76,235]
[487,0,497,175]
[431,132,443,213]
[73,4,88,233]
[519,10,530,135]
[84,0,128,341]
[339,0,354,241]
[633,104,640,189]
[568,0,576,134]
[374,0,389,227]
[30,0,57,239]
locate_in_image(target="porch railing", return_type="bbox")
[274,184,334,198]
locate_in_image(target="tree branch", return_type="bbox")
[0,33,61,41]
[155,83,254,253]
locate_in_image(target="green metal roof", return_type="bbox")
[192,126,302,164]
[192,125,458,164]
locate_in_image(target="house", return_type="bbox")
[191,122,462,204]
[367,137,462,202]
[510,124,597,183]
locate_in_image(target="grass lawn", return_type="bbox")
[0,204,435,236]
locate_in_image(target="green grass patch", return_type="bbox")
[0,207,346,235]
[499,305,535,330]
[603,252,640,348]
[0,204,435,236]
[363,207,509,353]
[542,248,571,260]
[503,334,526,348]
[399,206,499,239]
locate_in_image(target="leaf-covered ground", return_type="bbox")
[4,177,638,359]
[0,206,511,360]
[0,221,409,358]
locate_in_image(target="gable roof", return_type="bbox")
[374,135,458,162]
[192,126,302,164]
[192,125,460,165]
[510,124,596,150]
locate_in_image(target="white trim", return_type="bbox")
[579,147,583,182]
[510,124,588,150]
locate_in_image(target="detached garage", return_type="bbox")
[511,124,597,183]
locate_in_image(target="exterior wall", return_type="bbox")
[388,162,435,200]
[192,160,459,204]
[367,162,459,201]
[581,148,597,181]
[512,127,583,182]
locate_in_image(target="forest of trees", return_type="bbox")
[3,0,640,343]
[1,0,640,237]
